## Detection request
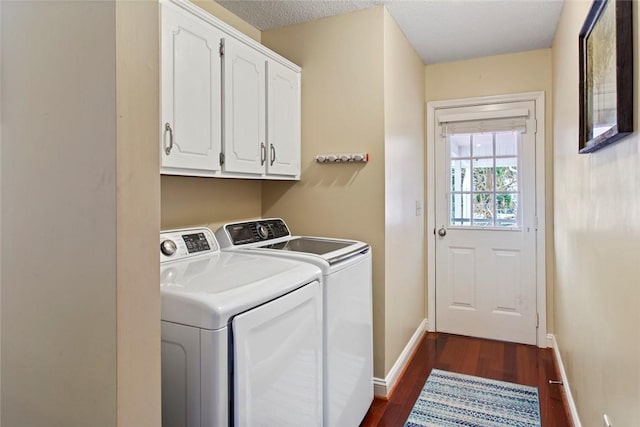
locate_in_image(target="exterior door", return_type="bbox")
[266,60,300,177]
[434,101,538,345]
[222,37,266,175]
[161,2,222,174]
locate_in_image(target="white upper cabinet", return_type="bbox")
[221,41,301,178]
[159,0,301,180]
[266,60,301,177]
[221,38,266,175]
[160,1,222,176]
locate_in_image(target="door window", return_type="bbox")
[448,130,521,228]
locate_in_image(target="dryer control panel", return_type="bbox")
[160,227,219,263]
[221,219,290,246]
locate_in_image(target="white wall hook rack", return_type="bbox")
[315,153,369,163]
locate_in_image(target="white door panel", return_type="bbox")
[232,282,322,427]
[223,38,266,175]
[435,101,537,345]
[324,255,373,427]
[267,60,300,177]
[449,247,476,312]
[161,3,222,173]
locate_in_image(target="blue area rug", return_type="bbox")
[404,369,541,427]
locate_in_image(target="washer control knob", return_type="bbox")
[257,224,269,240]
[160,239,177,256]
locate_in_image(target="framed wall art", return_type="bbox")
[579,0,633,153]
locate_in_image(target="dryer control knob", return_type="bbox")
[161,239,177,256]
[257,224,269,240]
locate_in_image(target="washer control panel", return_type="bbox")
[182,232,211,253]
[224,219,290,246]
[160,227,218,262]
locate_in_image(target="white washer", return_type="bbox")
[160,227,323,427]
[215,219,373,427]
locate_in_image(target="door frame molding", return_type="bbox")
[426,91,547,347]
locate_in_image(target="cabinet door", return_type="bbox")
[161,2,222,175]
[267,61,301,177]
[222,37,266,175]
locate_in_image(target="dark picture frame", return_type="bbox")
[579,0,633,154]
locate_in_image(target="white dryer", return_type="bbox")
[160,227,323,427]
[215,219,373,427]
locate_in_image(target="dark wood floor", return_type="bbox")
[360,333,571,426]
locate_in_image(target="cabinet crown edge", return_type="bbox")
[163,0,301,73]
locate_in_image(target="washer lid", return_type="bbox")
[254,237,370,266]
[160,251,321,330]
[258,237,354,255]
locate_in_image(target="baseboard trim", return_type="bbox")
[373,319,428,398]
[372,377,387,398]
[548,334,582,427]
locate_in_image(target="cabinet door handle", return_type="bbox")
[260,142,266,165]
[270,144,276,166]
[164,123,174,155]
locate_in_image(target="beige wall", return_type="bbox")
[161,1,263,232]
[161,176,262,231]
[1,1,162,425]
[0,1,3,419]
[382,10,426,374]
[116,1,161,425]
[2,2,119,425]
[425,49,555,330]
[261,8,388,377]
[552,2,640,425]
[192,0,260,42]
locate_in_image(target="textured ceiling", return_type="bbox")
[216,0,564,64]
